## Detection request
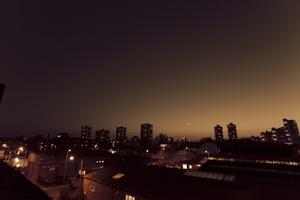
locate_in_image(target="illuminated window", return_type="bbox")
[49,166,56,171]
[125,194,135,200]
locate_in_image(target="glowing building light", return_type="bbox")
[112,173,125,180]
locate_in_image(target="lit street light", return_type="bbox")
[17,146,25,156]
[14,157,19,163]
[18,146,24,152]
[79,158,85,179]
[1,144,12,161]
[14,157,23,168]
[204,150,210,159]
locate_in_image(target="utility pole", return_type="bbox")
[63,149,71,184]
[80,158,84,180]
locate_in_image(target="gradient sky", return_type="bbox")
[1,1,300,139]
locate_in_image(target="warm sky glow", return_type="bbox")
[1,1,300,139]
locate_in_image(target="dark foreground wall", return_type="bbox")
[0,83,5,103]
[0,160,51,200]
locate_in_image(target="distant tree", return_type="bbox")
[27,134,45,151]
[167,137,174,144]
[129,136,139,147]
[15,135,25,141]
[155,133,168,144]
[47,133,51,140]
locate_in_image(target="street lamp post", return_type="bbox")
[204,150,209,159]
[63,149,71,184]
[79,158,84,180]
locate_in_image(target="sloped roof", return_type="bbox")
[84,163,300,200]
[0,161,51,200]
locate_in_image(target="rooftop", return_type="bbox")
[0,160,51,200]
[84,164,300,200]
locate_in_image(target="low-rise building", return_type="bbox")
[27,152,62,183]
[83,163,300,200]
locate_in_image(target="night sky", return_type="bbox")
[2,1,300,139]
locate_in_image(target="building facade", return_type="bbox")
[95,129,110,142]
[214,125,224,142]
[260,119,300,145]
[140,123,153,147]
[83,164,300,200]
[41,135,97,151]
[27,152,62,182]
[116,127,127,144]
[81,125,92,139]
[227,123,238,141]
[283,118,299,144]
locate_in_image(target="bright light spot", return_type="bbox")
[69,156,75,161]
[79,170,86,175]
[109,149,117,154]
[14,157,19,163]
[16,164,20,168]
[18,147,24,152]
[182,164,188,169]
[68,149,72,152]
[112,173,125,180]
[146,149,149,153]
[125,194,135,200]
[2,144,7,148]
